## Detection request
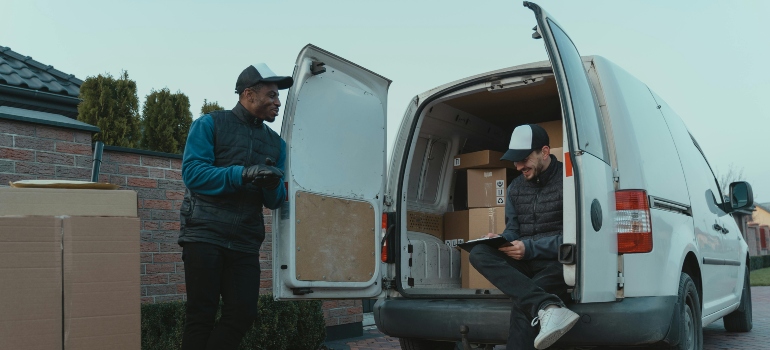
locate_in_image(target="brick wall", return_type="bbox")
[323,300,364,327]
[0,117,363,331]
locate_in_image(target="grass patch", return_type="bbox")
[750,267,770,287]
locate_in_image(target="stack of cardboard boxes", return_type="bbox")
[445,150,516,290]
[0,187,140,350]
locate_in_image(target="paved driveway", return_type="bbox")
[325,287,769,350]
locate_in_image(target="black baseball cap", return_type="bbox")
[235,63,293,94]
[500,124,550,162]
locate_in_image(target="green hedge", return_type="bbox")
[750,255,770,271]
[141,295,325,350]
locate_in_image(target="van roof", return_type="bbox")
[416,56,597,102]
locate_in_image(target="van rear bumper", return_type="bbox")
[374,296,678,346]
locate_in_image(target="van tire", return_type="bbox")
[723,265,753,332]
[398,338,456,350]
[670,272,702,350]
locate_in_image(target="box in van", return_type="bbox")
[453,150,514,170]
[271,2,755,349]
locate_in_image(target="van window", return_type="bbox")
[548,19,609,163]
[407,137,449,205]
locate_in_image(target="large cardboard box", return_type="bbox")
[537,120,563,149]
[0,216,63,350]
[0,187,140,350]
[444,208,506,289]
[467,168,511,208]
[453,150,516,170]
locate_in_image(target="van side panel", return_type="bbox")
[650,90,741,316]
[623,211,694,297]
[592,57,689,204]
[592,57,694,298]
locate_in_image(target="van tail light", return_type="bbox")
[381,213,388,263]
[616,190,653,253]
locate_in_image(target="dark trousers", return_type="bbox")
[469,244,568,350]
[181,242,261,350]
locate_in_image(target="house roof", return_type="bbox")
[0,106,98,133]
[0,45,82,97]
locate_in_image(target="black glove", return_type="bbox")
[242,164,283,189]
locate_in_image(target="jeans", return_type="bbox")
[469,244,568,350]
[181,242,261,350]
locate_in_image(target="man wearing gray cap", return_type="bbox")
[469,124,579,350]
[178,63,293,350]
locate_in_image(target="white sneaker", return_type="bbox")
[532,306,579,349]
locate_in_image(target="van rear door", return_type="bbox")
[525,2,618,303]
[273,45,390,299]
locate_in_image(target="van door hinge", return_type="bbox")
[310,61,326,75]
[382,278,396,290]
[613,169,620,183]
[617,272,625,288]
[531,26,542,39]
[384,194,393,207]
[292,288,314,296]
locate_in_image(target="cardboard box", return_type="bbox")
[537,120,563,148]
[0,187,137,217]
[444,208,506,289]
[406,211,444,240]
[0,217,63,350]
[551,147,564,162]
[453,150,516,170]
[0,187,140,350]
[467,168,510,208]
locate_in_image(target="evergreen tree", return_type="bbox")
[201,99,224,115]
[77,71,141,147]
[141,88,192,154]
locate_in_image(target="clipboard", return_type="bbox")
[457,236,510,252]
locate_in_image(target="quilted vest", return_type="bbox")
[179,107,281,253]
[509,155,563,241]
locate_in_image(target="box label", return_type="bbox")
[496,180,505,188]
[484,172,493,178]
[496,197,505,205]
[454,158,461,166]
[496,188,504,196]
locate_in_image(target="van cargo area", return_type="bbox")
[400,72,566,296]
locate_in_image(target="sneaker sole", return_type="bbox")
[534,313,580,349]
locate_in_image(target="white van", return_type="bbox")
[272,2,754,349]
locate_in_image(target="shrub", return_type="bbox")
[749,255,770,271]
[141,301,185,350]
[77,71,141,147]
[140,296,325,350]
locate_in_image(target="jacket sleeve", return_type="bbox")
[501,183,520,242]
[261,138,287,209]
[522,235,563,260]
[181,115,244,195]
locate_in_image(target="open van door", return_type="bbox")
[525,2,618,303]
[273,45,390,299]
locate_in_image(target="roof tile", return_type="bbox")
[0,45,82,97]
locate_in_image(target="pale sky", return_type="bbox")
[4,0,769,201]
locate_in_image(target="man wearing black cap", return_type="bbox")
[469,124,578,350]
[178,63,293,350]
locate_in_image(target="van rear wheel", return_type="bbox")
[398,338,456,350]
[670,272,702,350]
[723,264,753,332]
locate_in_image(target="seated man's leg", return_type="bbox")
[507,306,538,350]
[469,245,561,317]
[530,259,579,349]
